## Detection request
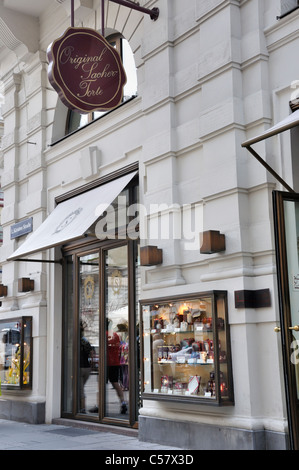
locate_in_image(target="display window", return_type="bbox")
[0,317,32,390]
[141,292,234,404]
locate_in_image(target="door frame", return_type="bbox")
[100,239,139,427]
[273,190,299,450]
[61,238,140,428]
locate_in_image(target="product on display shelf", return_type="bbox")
[188,375,200,395]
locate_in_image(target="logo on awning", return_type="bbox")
[53,208,83,234]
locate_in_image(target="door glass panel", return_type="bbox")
[284,200,299,399]
[78,253,99,415]
[62,255,74,414]
[105,245,129,419]
[217,296,229,399]
[62,242,139,423]
[135,244,141,416]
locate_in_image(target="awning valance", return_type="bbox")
[8,171,137,262]
[241,110,299,193]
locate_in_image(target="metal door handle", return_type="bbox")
[274,327,281,333]
[289,325,299,331]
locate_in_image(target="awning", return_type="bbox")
[7,171,137,262]
[241,109,299,193]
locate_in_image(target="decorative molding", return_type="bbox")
[0,5,39,56]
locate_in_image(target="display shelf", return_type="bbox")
[141,291,234,405]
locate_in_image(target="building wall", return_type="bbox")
[0,0,297,449]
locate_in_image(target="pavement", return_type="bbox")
[0,418,184,451]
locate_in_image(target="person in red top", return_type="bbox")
[79,321,92,413]
[107,328,127,414]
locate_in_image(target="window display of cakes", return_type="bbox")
[141,292,233,404]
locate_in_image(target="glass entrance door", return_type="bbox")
[104,245,129,419]
[62,242,139,427]
[78,252,100,416]
[273,191,299,449]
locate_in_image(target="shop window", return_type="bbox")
[280,0,299,17]
[66,34,137,135]
[290,126,299,192]
[0,317,33,390]
[141,292,234,405]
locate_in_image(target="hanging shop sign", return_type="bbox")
[47,27,127,114]
[10,218,33,240]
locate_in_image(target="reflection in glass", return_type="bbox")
[217,297,229,399]
[23,319,32,386]
[284,200,299,399]
[135,244,141,415]
[105,245,129,419]
[63,255,74,413]
[78,253,100,415]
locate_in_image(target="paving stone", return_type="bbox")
[0,419,183,451]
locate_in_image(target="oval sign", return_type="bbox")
[47,27,127,114]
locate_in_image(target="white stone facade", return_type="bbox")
[0,0,298,449]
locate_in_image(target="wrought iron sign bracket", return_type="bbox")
[108,0,159,21]
[71,0,159,27]
[71,0,159,33]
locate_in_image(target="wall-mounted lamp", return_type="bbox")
[140,246,163,266]
[200,230,226,254]
[0,284,8,297]
[18,278,34,293]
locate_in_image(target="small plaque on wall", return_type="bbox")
[10,218,33,239]
[234,289,271,309]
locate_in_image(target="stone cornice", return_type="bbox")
[0,4,39,58]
